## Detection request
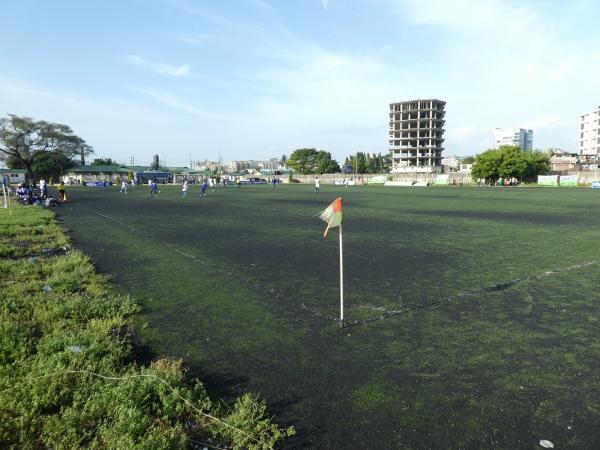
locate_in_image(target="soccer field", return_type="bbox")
[56,184,600,449]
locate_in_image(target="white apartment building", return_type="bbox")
[443,155,460,170]
[493,128,533,151]
[389,99,446,173]
[579,106,600,159]
[228,159,284,172]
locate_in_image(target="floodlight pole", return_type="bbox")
[339,223,344,327]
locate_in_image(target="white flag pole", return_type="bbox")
[339,223,344,326]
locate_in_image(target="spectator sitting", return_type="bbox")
[45,195,61,207]
[16,185,30,204]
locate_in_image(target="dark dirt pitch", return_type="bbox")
[56,184,600,449]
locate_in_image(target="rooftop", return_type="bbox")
[69,165,130,173]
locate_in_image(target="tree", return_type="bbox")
[0,114,93,180]
[151,154,160,170]
[344,152,368,174]
[471,145,550,183]
[315,151,340,174]
[498,145,527,179]
[461,156,475,164]
[31,151,75,183]
[471,148,502,181]
[285,149,340,174]
[285,148,318,174]
[522,150,550,183]
[92,158,117,166]
[280,154,287,165]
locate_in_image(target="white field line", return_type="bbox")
[303,259,600,327]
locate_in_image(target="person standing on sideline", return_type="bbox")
[58,181,66,202]
[200,178,208,197]
[236,177,241,189]
[39,178,48,199]
[315,177,320,192]
[181,179,188,198]
[272,177,277,189]
[120,180,128,194]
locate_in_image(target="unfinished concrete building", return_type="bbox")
[389,99,446,172]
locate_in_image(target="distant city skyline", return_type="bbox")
[1,0,599,166]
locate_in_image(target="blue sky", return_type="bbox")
[1,0,599,166]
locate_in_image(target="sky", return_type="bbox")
[1,0,599,166]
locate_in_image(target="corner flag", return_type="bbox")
[319,197,342,238]
[318,197,345,325]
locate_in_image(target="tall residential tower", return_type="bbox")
[579,106,600,159]
[493,128,533,151]
[389,99,446,173]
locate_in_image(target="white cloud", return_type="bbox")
[448,125,478,140]
[0,77,237,165]
[521,115,561,131]
[178,33,212,45]
[130,87,229,121]
[395,0,537,30]
[127,55,190,77]
[251,0,276,12]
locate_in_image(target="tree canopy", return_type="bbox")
[285,148,340,174]
[0,114,93,180]
[92,158,117,166]
[344,152,389,174]
[471,145,550,183]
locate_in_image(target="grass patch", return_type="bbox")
[0,203,294,449]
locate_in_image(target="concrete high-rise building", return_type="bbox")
[389,99,446,173]
[493,128,533,151]
[579,106,600,159]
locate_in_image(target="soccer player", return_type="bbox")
[315,177,320,192]
[200,178,208,197]
[272,177,277,189]
[181,180,188,198]
[39,178,48,199]
[120,180,128,194]
[149,180,158,197]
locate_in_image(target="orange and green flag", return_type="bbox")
[319,197,342,237]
